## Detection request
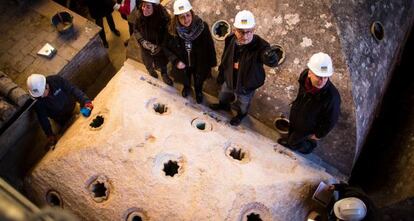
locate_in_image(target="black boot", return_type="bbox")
[112,29,121,36]
[209,102,231,111]
[196,92,203,104]
[182,87,191,97]
[230,113,247,126]
[161,73,173,86]
[277,137,289,148]
[149,70,158,78]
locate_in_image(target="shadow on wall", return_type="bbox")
[351,25,414,210]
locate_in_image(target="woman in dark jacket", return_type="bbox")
[163,0,216,103]
[133,0,173,86]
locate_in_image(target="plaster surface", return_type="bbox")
[25,59,337,221]
[148,0,414,175]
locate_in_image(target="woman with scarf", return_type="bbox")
[133,0,173,86]
[163,0,217,103]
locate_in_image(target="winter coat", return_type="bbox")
[133,5,169,46]
[34,75,90,136]
[85,0,115,19]
[217,34,272,93]
[118,0,136,17]
[327,183,379,221]
[289,69,341,139]
[163,21,217,78]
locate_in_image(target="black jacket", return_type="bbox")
[133,5,170,46]
[289,69,341,138]
[163,21,217,78]
[217,34,273,93]
[85,0,114,19]
[328,183,379,221]
[34,76,90,136]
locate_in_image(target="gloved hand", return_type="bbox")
[113,3,121,10]
[139,39,156,51]
[150,45,161,55]
[84,102,94,110]
[81,102,93,117]
[46,135,57,150]
[263,46,281,67]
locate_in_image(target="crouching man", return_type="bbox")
[27,74,93,149]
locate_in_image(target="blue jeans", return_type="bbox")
[218,82,255,115]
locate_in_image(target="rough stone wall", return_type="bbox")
[0,0,108,90]
[161,0,356,175]
[150,0,414,175]
[331,0,414,160]
[0,0,111,187]
[25,60,337,221]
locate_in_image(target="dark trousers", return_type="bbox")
[183,68,204,95]
[218,82,255,115]
[141,49,168,75]
[287,131,317,154]
[95,13,117,44]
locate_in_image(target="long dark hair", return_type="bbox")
[135,2,169,43]
[136,2,165,26]
[168,10,195,36]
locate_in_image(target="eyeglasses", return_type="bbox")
[235,29,254,35]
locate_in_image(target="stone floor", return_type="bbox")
[49,2,414,219]
[1,0,413,219]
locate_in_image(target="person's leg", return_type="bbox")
[181,68,192,97]
[141,50,158,78]
[155,54,173,86]
[210,82,233,111]
[106,13,120,36]
[194,73,205,103]
[287,131,317,154]
[124,22,134,46]
[95,17,108,48]
[230,91,254,126]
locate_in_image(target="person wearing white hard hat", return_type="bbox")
[132,0,173,86]
[210,10,280,126]
[26,74,93,149]
[163,0,217,103]
[277,52,341,154]
[327,183,378,221]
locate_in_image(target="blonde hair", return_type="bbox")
[168,10,195,36]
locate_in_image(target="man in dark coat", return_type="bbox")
[27,74,93,148]
[279,52,341,154]
[210,10,279,126]
[327,183,379,221]
[85,0,121,48]
[163,0,216,103]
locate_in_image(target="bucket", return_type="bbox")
[51,11,74,34]
[273,116,290,137]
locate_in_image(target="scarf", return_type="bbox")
[176,16,204,41]
[305,77,322,94]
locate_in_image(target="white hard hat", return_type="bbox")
[233,10,255,29]
[142,0,160,4]
[173,0,192,15]
[27,74,46,98]
[307,52,334,77]
[334,197,367,221]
